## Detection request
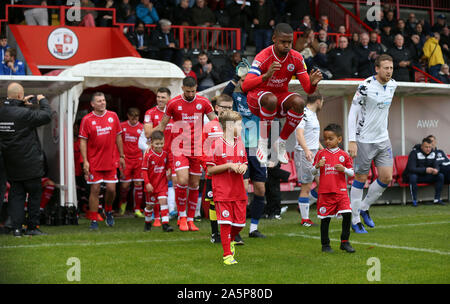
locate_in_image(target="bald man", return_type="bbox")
[0,82,51,237]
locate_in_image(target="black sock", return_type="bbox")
[341,212,351,242]
[320,218,331,246]
[209,200,219,235]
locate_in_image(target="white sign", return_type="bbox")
[48,27,79,60]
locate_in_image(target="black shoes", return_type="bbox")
[13,228,22,237]
[234,233,245,245]
[249,230,266,238]
[144,222,152,232]
[340,241,356,253]
[162,223,174,232]
[210,233,221,243]
[24,228,47,236]
[322,245,334,253]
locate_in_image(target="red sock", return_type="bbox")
[259,106,276,140]
[280,109,304,140]
[175,184,188,217]
[40,184,55,209]
[187,186,199,221]
[133,185,143,211]
[230,225,243,241]
[220,224,232,257]
[144,204,153,223]
[160,205,169,224]
[119,187,129,208]
[104,203,113,212]
[154,203,160,220]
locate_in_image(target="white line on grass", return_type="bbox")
[328,220,450,233]
[284,232,450,256]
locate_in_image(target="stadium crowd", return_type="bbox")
[2,1,449,83]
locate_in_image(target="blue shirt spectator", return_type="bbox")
[1,48,25,75]
[136,0,160,25]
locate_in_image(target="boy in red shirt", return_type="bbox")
[206,110,248,265]
[312,124,355,253]
[142,130,173,232]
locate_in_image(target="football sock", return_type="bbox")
[280,109,303,140]
[309,189,318,204]
[361,179,388,211]
[144,204,154,223]
[350,180,365,225]
[175,184,188,217]
[154,203,160,220]
[209,200,219,235]
[250,195,265,232]
[119,187,128,209]
[320,217,331,246]
[298,197,310,220]
[259,106,276,140]
[230,225,243,242]
[160,204,169,224]
[340,212,351,242]
[220,224,232,257]
[133,185,143,211]
[40,184,55,209]
[187,186,199,221]
[167,185,176,213]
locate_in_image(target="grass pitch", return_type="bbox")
[0,203,449,284]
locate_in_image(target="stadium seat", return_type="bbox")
[394,155,429,187]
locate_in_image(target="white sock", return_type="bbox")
[298,197,310,219]
[361,179,388,211]
[250,223,258,233]
[350,181,365,225]
[167,186,176,213]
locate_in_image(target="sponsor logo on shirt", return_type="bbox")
[96,126,112,136]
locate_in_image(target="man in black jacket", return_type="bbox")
[0,82,51,236]
[328,36,357,79]
[354,32,377,78]
[149,19,183,67]
[402,137,445,207]
[387,34,412,81]
[127,20,152,58]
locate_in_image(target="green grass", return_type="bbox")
[0,203,449,284]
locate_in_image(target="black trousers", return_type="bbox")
[0,153,6,212]
[8,178,42,230]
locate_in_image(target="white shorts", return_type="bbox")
[294,149,318,184]
[354,140,393,174]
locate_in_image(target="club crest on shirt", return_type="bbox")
[196,104,202,110]
[339,156,345,163]
[222,210,230,218]
[175,161,181,167]
[92,121,96,125]
[108,117,114,123]
[319,207,327,214]
[287,63,295,72]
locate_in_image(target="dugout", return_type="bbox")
[1,57,185,207]
[200,80,450,204]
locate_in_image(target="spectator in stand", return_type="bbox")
[380,24,394,49]
[328,36,357,79]
[408,34,424,73]
[317,29,333,51]
[219,51,242,83]
[431,14,447,33]
[439,26,449,62]
[337,25,346,35]
[427,135,450,184]
[282,0,310,31]
[364,10,383,33]
[437,63,450,83]
[406,13,418,36]
[23,0,48,26]
[127,20,151,58]
[422,33,445,81]
[251,0,276,54]
[99,0,115,27]
[150,19,183,67]
[79,0,97,27]
[354,32,376,78]
[418,19,432,36]
[294,28,319,67]
[387,34,412,82]
[136,0,159,25]
[315,15,333,33]
[381,10,396,30]
[402,137,445,207]
[393,19,410,39]
[368,31,383,56]
[297,15,312,32]
[413,22,427,47]
[182,58,197,81]
[116,0,136,24]
[0,35,9,62]
[173,0,193,26]
[350,32,359,50]
[225,0,252,51]
[193,51,221,91]
[311,42,332,80]
[1,48,25,76]
[190,0,218,48]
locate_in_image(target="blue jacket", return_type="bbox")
[1,59,26,75]
[136,4,159,24]
[1,45,9,62]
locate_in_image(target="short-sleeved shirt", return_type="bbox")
[295,107,320,151]
[141,149,169,193]
[120,120,143,160]
[164,94,214,156]
[248,45,308,93]
[79,110,121,171]
[144,106,174,151]
[350,76,397,143]
[205,137,248,202]
[313,148,353,194]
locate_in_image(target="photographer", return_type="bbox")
[0,82,51,237]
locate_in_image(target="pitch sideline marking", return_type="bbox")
[328,220,450,233]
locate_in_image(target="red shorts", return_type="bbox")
[247,89,300,118]
[87,169,118,184]
[215,200,247,227]
[120,157,143,182]
[317,193,352,218]
[145,190,168,204]
[173,154,202,176]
